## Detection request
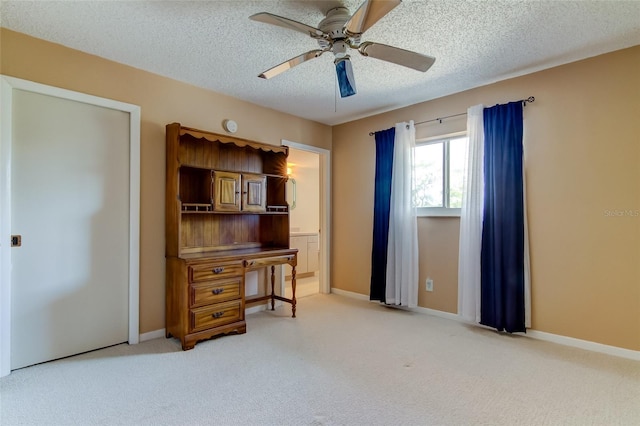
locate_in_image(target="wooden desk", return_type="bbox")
[166,248,298,350]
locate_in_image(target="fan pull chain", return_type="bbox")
[334,72,338,113]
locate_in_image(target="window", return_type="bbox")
[414,134,468,216]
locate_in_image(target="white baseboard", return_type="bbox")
[330,287,370,301]
[526,330,640,361]
[410,305,461,322]
[139,329,165,342]
[332,290,640,361]
[246,304,269,315]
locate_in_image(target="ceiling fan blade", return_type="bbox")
[344,0,402,36]
[258,50,325,79]
[358,41,435,72]
[250,12,325,38]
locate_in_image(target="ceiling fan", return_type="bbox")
[250,0,435,98]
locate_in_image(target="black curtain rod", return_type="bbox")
[369,96,535,136]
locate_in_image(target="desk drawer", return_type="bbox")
[189,262,243,283]
[244,254,296,269]
[190,278,242,308]
[190,300,242,333]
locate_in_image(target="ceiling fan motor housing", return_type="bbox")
[318,7,350,35]
[317,7,360,51]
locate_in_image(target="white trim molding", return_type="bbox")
[410,305,461,322]
[0,75,141,377]
[140,329,166,342]
[246,304,270,315]
[525,330,640,361]
[331,288,370,301]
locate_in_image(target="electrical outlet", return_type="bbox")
[426,278,434,292]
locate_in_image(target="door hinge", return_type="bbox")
[11,235,21,247]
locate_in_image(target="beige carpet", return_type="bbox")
[1,293,639,425]
[285,275,319,299]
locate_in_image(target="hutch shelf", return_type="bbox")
[165,123,297,350]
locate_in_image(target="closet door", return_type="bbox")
[10,90,130,369]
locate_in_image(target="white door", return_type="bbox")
[10,89,130,369]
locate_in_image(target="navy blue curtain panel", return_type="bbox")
[480,101,526,332]
[370,127,395,302]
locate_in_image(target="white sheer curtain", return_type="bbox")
[385,121,418,307]
[458,105,484,323]
[523,143,532,328]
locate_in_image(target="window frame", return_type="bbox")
[414,131,467,217]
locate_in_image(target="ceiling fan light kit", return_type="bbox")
[249,0,435,98]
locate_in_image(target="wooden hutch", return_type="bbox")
[165,123,297,350]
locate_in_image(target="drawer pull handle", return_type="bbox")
[212,288,224,295]
[212,311,225,319]
[212,267,224,274]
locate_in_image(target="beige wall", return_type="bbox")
[333,46,640,351]
[2,28,638,352]
[1,28,332,333]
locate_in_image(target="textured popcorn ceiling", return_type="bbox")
[1,1,639,125]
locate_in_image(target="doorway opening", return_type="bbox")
[281,140,331,299]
